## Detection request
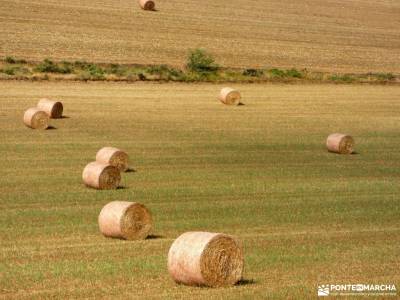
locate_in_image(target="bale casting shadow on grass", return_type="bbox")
[146,234,164,240]
[116,186,128,190]
[237,279,257,286]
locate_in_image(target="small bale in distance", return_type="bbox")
[37,98,63,119]
[326,133,355,154]
[98,201,153,240]
[168,231,244,287]
[23,108,49,130]
[219,87,241,105]
[139,0,155,10]
[82,162,121,190]
[96,147,129,172]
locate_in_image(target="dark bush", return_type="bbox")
[5,56,16,64]
[285,68,303,78]
[35,59,72,74]
[1,67,15,75]
[186,48,219,74]
[243,69,264,77]
[375,73,395,81]
[269,68,303,79]
[108,64,127,76]
[87,64,104,76]
[269,68,286,78]
[75,62,105,79]
[4,56,27,64]
[138,73,146,81]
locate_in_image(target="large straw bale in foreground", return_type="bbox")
[37,99,63,119]
[219,88,241,105]
[326,133,355,154]
[96,147,129,172]
[168,232,244,287]
[82,162,121,190]
[23,108,49,129]
[98,201,152,240]
[139,0,155,10]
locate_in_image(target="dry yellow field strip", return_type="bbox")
[0,0,399,73]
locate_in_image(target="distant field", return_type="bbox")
[0,81,399,298]
[0,0,399,73]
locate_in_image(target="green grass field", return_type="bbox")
[1,81,399,298]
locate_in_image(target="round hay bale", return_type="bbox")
[37,98,63,119]
[96,147,129,172]
[82,162,121,190]
[23,108,49,130]
[98,201,152,240]
[326,133,355,154]
[219,87,241,105]
[168,231,244,287]
[139,0,155,10]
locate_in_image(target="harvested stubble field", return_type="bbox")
[0,81,399,298]
[0,0,400,73]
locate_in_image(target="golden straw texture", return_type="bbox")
[139,0,155,11]
[23,108,49,130]
[37,98,63,119]
[96,147,129,172]
[326,133,355,154]
[82,162,121,190]
[168,231,244,287]
[98,201,152,240]
[219,88,241,105]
